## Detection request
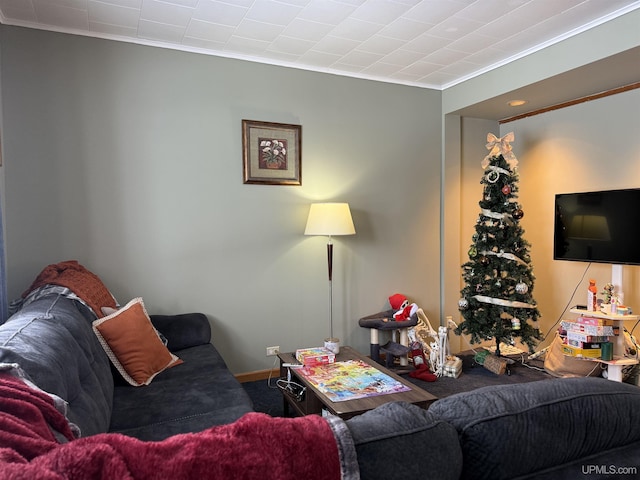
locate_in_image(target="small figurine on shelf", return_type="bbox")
[601,283,616,313]
[602,283,615,304]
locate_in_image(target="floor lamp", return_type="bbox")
[304,203,356,354]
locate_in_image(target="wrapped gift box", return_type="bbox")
[442,356,462,378]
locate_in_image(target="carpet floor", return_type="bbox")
[242,351,552,417]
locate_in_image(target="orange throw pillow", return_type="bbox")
[93,298,183,386]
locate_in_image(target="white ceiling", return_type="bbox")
[1,0,639,91]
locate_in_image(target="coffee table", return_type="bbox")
[277,346,437,420]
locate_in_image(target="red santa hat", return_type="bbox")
[389,293,408,310]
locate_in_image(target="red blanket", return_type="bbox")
[0,373,76,462]
[0,373,345,480]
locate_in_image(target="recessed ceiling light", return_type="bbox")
[508,99,528,107]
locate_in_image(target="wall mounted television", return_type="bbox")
[554,188,640,266]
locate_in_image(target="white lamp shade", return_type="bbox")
[304,203,356,236]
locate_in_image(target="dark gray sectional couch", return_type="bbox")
[2,289,640,479]
[0,293,253,441]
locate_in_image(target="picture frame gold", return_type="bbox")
[242,120,301,185]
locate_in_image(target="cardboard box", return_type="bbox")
[295,347,336,366]
[566,331,610,344]
[561,344,601,359]
[561,321,618,337]
[576,316,614,326]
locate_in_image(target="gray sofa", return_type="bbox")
[2,290,640,479]
[0,292,253,441]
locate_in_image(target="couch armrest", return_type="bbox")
[345,402,462,480]
[428,377,640,480]
[150,313,211,351]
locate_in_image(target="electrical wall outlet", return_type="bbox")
[266,346,280,356]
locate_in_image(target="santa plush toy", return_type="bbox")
[388,293,419,321]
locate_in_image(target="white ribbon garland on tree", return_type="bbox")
[480,249,528,266]
[472,294,536,309]
[480,208,514,220]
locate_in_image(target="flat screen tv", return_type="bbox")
[554,188,640,265]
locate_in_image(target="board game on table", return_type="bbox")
[277,346,437,420]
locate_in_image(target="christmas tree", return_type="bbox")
[456,133,542,356]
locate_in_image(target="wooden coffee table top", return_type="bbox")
[278,346,437,419]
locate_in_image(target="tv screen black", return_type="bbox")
[554,188,640,265]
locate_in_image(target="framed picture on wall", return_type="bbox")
[242,120,302,185]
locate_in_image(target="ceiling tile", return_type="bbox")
[416,70,457,86]
[161,0,199,7]
[404,0,469,25]
[137,19,185,43]
[88,1,139,29]
[423,47,468,66]
[235,19,284,42]
[245,0,303,25]
[282,18,334,41]
[93,0,143,8]
[403,33,450,55]
[34,0,86,9]
[269,35,315,55]
[185,19,234,43]
[358,34,406,55]
[89,20,138,37]
[0,6,37,23]
[313,35,360,56]
[361,61,403,76]
[448,33,500,54]
[140,0,193,28]
[350,0,412,23]
[339,49,385,67]
[298,0,358,25]
[192,1,248,27]
[378,17,432,41]
[182,35,225,51]
[328,17,383,41]
[298,49,342,67]
[32,1,88,30]
[224,35,271,56]
[400,60,442,77]
[428,15,484,41]
[380,48,427,66]
[454,0,529,23]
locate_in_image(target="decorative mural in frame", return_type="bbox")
[242,119,302,185]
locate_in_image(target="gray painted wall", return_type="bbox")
[2,15,638,372]
[0,26,442,373]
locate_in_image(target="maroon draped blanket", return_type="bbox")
[0,373,350,480]
[21,260,116,317]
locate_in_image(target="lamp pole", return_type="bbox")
[327,236,334,340]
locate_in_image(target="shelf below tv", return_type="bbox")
[568,308,638,382]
